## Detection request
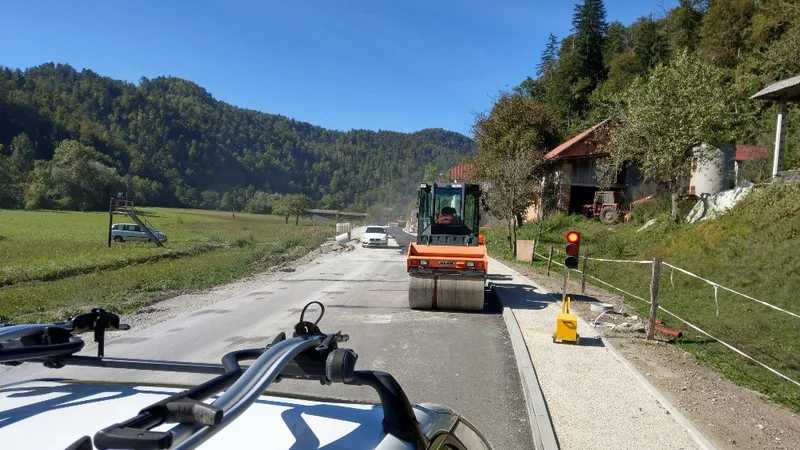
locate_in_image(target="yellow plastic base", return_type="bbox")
[554,312,579,344]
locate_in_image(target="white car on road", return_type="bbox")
[361,226,389,247]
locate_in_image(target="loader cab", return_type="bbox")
[416,182,481,246]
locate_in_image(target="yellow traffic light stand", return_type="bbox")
[553,268,580,344]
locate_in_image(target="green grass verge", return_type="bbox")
[487,183,800,412]
[0,208,331,323]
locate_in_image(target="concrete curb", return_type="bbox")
[602,337,718,450]
[492,284,560,450]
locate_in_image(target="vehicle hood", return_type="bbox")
[0,380,400,449]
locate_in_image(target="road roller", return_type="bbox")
[407,182,488,311]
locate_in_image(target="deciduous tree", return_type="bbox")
[10,133,35,175]
[473,93,560,253]
[25,140,122,211]
[598,51,734,222]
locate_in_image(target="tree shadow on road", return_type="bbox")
[489,282,553,311]
[562,293,604,303]
[577,336,605,348]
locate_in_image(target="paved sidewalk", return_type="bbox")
[490,258,712,450]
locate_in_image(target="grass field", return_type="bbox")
[0,208,332,323]
[487,183,800,412]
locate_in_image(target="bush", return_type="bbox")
[231,235,255,248]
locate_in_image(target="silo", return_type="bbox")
[689,143,735,196]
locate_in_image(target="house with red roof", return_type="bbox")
[734,144,770,184]
[447,162,475,182]
[447,124,769,222]
[529,122,770,220]
[526,120,645,220]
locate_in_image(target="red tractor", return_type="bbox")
[582,190,627,224]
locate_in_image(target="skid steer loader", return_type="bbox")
[406,182,488,311]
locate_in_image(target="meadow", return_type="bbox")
[0,208,331,322]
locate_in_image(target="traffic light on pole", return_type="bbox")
[565,231,580,269]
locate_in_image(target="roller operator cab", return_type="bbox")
[407,183,488,311]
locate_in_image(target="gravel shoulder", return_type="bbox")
[497,257,800,450]
[489,257,702,450]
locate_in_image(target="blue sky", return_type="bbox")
[0,0,676,136]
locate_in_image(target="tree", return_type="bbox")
[10,133,36,174]
[473,93,560,253]
[571,0,609,112]
[317,193,340,210]
[288,193,314,225]
[24,140,123,211]
[698,0,756,68]
[603,21,629,68]
[272,195,292,224]
[537,34,560,77]
[423,163,445,182]
[130,176,164,205]
[273,193,314,225]
[220,192,235,212]
[199,190,220,210]
[667,0,705,52]
[245,191,279,214]
[761,20,800,79]
[630,16,669,74]
[598,51,734,222]
[0,146,21,208]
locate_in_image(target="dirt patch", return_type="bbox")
[503,259,800,450]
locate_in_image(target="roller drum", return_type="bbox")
[408,276,485,311]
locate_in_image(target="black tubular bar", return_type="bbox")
[43,355,232,375]
[169,337,324,450]
[0,337,85,363]
[347,371,429,448]
[0,324,72,341]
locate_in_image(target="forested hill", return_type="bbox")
[517,0,799,166]
[0,63,473,211]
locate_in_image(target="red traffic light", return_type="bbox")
[565,231,581,268]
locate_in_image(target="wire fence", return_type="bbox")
[530,247,800,390]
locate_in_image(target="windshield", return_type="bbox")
[434,187,463,225]
[365,227,386,234]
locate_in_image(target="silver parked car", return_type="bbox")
[111,223,167,243]
[0,303,494,449]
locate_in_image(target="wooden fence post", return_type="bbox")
[647,258,662,340]
[581,249,589,294]
[546,245,554,276]
[531,238,537,263]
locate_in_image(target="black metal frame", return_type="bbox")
[0,304,429,450]
[416,183,482,246]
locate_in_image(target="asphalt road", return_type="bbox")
[0,228,533,449]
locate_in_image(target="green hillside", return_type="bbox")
[0,63,473,211]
